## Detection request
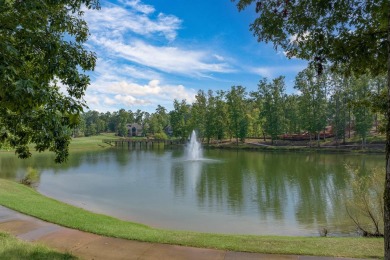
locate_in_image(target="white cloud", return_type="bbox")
[91,78,195,100]
[103,96,117,106]
[94,58,162,82]
[85,94,101,106]
[250,67,273,78]
[84,1,233,78]
[84,3,181,41]
[86,73,196,112]
[119,0,155,14]
[249,65,306,79]
[91,37,233,76]
[80,0,232,112]
[213,54,225,61]
[114,94,151,106]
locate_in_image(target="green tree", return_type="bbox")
[155,105,169,131]
[148,105,169,136]
[226,86,248,144]
[107,111,119,133]
[141,112,150,136]
[190,90,207,140]
[214,91,228,141]
[0,0,100,162]
[83,110,105,136]
[204,90,229,143]
[247,102,262,138]
[257,77,285,144]
[295,67,327,146]
[351,75,374,147]
[204,90,217,143]
[369,75,387,133]
[233,1,390,254]
[73,115,86,137]
[134,109,144,124]
[328,72,350,144]
[169,99,190,139]
[117,109,129,137]
[283,94,300,135]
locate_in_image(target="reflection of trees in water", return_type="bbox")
[1,148,383,234]
[289,155,345,228]
[1,148,182,181]
[0,154,21,178]
[289,155,379,233]
[173,150,382,232]
[171,164,186,198]
[196,163,244,213]
[251,152,288,220]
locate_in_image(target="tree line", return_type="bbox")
[80,66,386,146]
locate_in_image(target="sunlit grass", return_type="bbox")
[0,232,77,260]
[67,133,119,150]
[0,179,383,259]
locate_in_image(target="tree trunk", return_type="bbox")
[317,132,320,147]
[384,7,390,259]
[323,127,326,141]
[343,125,346,144]
[349,108,351,139]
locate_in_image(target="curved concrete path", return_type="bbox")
[0,206,371,260]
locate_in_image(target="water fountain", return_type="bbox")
[185,130,203,161]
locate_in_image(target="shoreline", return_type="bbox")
[0,133,385,155]
[203,139,385,154]
[0,179,383,259]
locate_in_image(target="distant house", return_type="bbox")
[126,123,143,137]
[164,125,173,136]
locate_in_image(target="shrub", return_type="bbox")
[344,165,383,237]
[20,167,40,188]
[154,132,168,140]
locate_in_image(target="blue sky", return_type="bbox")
[82,0,308,112]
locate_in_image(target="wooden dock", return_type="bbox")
[102,139,185,149]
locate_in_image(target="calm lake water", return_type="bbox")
[0,147,384,236]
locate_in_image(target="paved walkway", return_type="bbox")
[0,206,370,260]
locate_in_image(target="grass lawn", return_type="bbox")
[0,179,383,259]
[0,133,119,156]
[0,231,77,260]
[68,133,120,150]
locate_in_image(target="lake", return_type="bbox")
[0,147,383,236]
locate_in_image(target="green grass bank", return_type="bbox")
[0,231,77,260]
[0,179,383,259]
[0,133,118,155]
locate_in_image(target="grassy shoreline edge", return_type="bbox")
[0,179,383,259]
[0,231,76,260]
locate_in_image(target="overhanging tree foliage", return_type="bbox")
[0,0,99,163]
[233,0,389,256]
